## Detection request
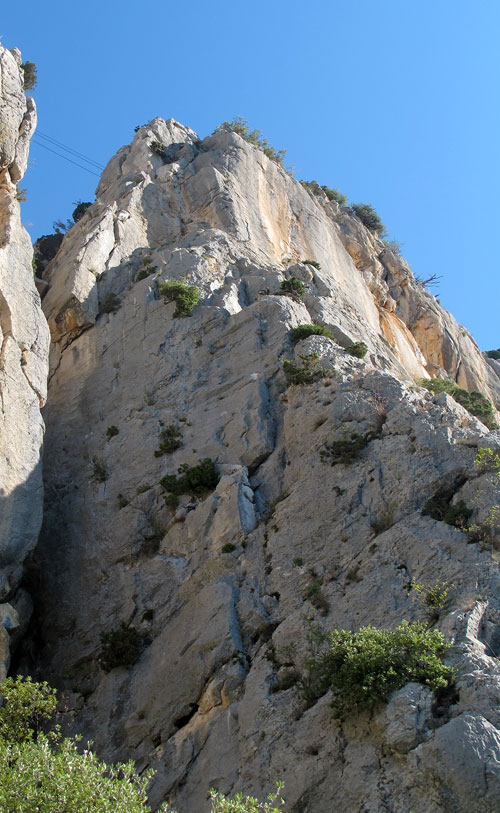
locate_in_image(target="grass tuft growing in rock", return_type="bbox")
[289,324,335,345]
[91,456,108,482]
[158,281,200,317]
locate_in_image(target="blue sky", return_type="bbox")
[3,1,499,349]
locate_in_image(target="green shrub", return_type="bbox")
[371,510,394,536]
[301,259,320,270]
[283,353,331,386]
[100,293,121,315]
[418,377,497,430]
[221,543,236,553]
[305,580,329,614]
[164,493,180,511]
[280,277,306,299]
[0,677,165,811]
[15,186,27,202]
[160,458,220,496]
[154,424,183,457]
[321,186,347,206]
[289,324,335,344]
[159,281,200,317]
[320,431,379,465]
[486,348,500,361]
[475,447,500,475]
[422,494,472,529]
[91,456,108,482]
[300,621,452,715]
[106,425,119,441]
[117,493,129,509]
[412,580,454,621]
[214,117,287,168]
[72,201,92,222]
[136,266,156,282]
[208,782,285,812]
[150,140,169,156]
[467,505,500,545]
[0,676,56,743]
[345,341,368,359]
[350,203,386,236]
[98,623,143,672]
[21,61,37,91]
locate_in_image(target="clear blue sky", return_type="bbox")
[3,0,499,349]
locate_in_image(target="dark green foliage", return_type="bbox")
[280,277,306,299]
[345,341,368,359]
[300,621,452,715]
[320,431,379,465]
[419,377,497,429]
[158,281,200,317]
[154,424,183,457]
[106,425,119,441]
[160,458,220,496]
[163,493,180,511]
[422,494,472,529]
[350,203,386,236]
[305,580,329,614]
[136,266,156,282]
[302,259,321,270]
[283,353,331,386]
[98,623,143,672]
[21,61,37,91]
[289,324,335,344]
[91,456,108,482]
[0,676,56,743]
[150,140,169,156]
[33,232,64,273]
[214,117,287,167]
[322,186,348,206]
[412,580,454,621]
[486,348,500,361]
[72,201,92,222]
[293,557,304,567]
[221,543,236,553]
[116,493,129,509]
[100,293,121,315]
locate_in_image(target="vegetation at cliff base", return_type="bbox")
[299,621,452,715]
[418,377,497,429]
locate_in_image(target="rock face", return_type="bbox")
[29,119,500,810]
[0,46,49,678]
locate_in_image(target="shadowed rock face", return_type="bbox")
[25,118,500,811]
[0,46,49,678]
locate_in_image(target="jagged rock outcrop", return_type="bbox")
[0,46,49,678]
[30,119,500,811]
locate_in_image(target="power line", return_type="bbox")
[36,130,105,170]
[31,138,102,177]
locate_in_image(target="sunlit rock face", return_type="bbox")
[0,46,49,678]
[31,117,500,811]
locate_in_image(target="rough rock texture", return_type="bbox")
[30,119,500,811]
[0,46,49,678]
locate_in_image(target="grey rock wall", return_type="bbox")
[31,119,500,811]
[0,46,49,678]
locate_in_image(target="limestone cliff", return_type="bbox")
[0,46,49,678]
[26,119,500,810]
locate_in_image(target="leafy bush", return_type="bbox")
[106,425,119,441]
[208,783,285,812]
[154,424,183,457]
[289,324,335,344]
[160,458,220,496]
[164,492,180,511]
[136,266,156,282]
[305,580,329,614]
[412,580,454,620]
[475,447,500,476]
[486,348,500,361]
[91,456,108,482]
[100,292,121,315]
[158,281,200,317]
[0,676,165,811]
[72,201,92,222]
[98,623,143,672]
[320,431,379,465]
[0,676,56,743]
[280,277,306,299]
[350,203,386,236]
[283,353,331,386]
[418,378,497,430]
[300,621,452,715]
[321,186,347,206]
[150,140,169,156]
[214,117,287,168]
[345,341,368,358]
[302,259,320,270]
[422,494,472,529]
[221,543,236,553]
[467,505,500,545]
[21,61,37,91]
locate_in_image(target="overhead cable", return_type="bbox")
[36,130,105,170]
[31,138,102,178]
